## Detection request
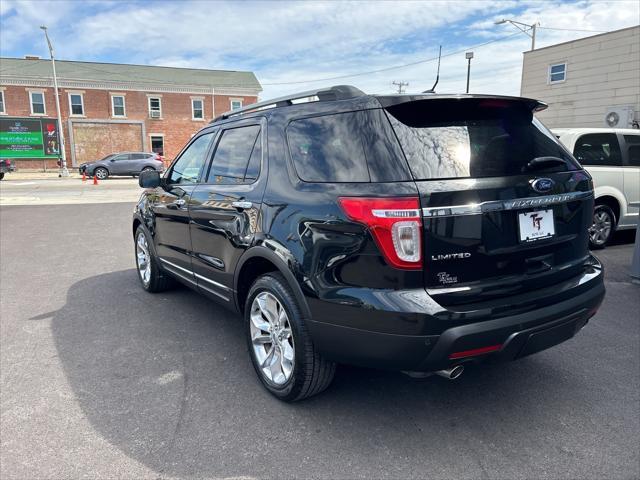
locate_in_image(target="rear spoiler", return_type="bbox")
[375,94,548,113]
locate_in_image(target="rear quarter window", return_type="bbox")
[624,134,640,166]
[286,110,410,183]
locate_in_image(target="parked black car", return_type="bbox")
[79,152,164,179]
[0,159,16,180]
[133,85,605,401]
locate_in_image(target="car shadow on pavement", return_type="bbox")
[45,268,622,479]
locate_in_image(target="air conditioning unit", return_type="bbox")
[149,110,161,119]
[604,106,634,128]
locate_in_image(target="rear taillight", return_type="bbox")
[338,197,422,270]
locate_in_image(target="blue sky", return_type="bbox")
[1,0,638,99]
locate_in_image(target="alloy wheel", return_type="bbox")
[249,291,295,385]
[136,232,151,286]
[96,169,107,180]
[589,210,612,246]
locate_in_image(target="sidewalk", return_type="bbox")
[2,171,82,180]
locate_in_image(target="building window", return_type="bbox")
[150,135,164,156]
[192,98,204,120]
[0,91,5,114]
[30,91,46,115]
[549,63,566,84]
[68,93,84,116]
[111,95,126,117]
[230,99,243,111]
[148,97,162,118]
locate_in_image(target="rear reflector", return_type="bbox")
[449,344,502,360]
[338,197,422,270]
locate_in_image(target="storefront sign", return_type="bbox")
[0,117,60,158]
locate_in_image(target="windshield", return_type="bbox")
[99,154,116,161]
[385,99,579,179]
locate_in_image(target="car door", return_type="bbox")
[107,154,129,175]
[128,153,147,174]
[621,133,640,227]
[189,119,266,303]
[150,132,216,281]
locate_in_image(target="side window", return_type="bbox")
[168,133,214,185]
[244,132,262,183]
[206,125,261,184]
[573,133,622,166]
[111,154,128,161]
[624,135,640,166]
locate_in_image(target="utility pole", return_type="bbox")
[392,81,409,94]
[465,52,474,93]
[494,19,539,51]
[40,25,69,177]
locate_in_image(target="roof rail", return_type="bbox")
[211,85,365,123]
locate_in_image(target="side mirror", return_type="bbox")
[139,169,161,188]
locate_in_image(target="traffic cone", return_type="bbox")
[93,175,98,185]
[82,171,86,182]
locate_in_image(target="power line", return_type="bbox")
[261,31,523,86]
[538,26,608,33]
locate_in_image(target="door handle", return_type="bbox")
[167,198,186,209]
[231,201,253,210]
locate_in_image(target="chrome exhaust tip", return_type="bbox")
[434,365,464,380]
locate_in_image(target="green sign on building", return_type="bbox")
[0,117,61,158]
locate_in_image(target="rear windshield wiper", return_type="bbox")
[525,156,570,171]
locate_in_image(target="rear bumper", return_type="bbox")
[306,259,605,372]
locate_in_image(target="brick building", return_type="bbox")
[0,57,261,169]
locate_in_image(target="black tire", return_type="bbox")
[0,172,4,180]
[94,167,109,180]
[589,204,616,249]
[142,166,155,173]
[134,226,175,292]
[245,272,336,402]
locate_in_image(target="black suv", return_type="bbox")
[133,85,605,401]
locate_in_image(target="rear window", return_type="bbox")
[287,110,410,183]
[384,99,579,179]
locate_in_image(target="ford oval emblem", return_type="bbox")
[531,178,555,193]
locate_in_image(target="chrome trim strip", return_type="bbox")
[160,258,232,298]
[160,258,194,276]
[159,259,197,286]
[198,283,230,302]
[422,191,592,218]
[426,286,472,295]
[194,272,232,292]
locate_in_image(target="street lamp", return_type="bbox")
[495,18,539,51]
[40,25,69,177]
[465,51,474,94]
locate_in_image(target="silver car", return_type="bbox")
[79,152,165,180]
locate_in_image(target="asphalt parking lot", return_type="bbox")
[1,199,639,479]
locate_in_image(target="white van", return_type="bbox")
[554,128,639,248]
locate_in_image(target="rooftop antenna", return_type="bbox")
[423,45,442,93]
